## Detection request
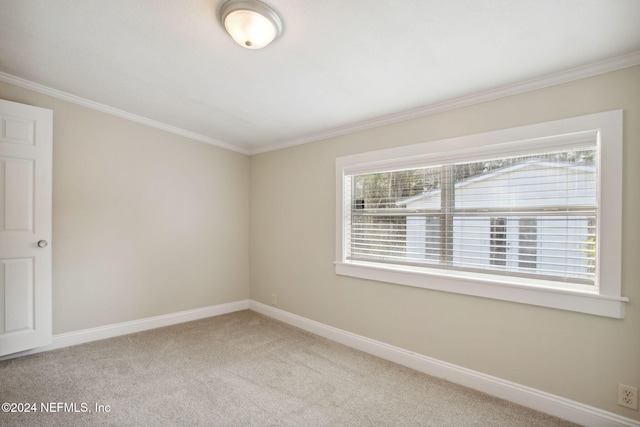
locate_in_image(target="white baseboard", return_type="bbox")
[249,300,640,427]
[3,298,637,426]
[0,300,250,361]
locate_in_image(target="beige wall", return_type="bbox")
[250,66,640,419]
[1,65,638,419]
[0,81,250,334]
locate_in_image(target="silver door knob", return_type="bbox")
[37,240,48,248]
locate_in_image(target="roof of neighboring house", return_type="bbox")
[397,160,595,206]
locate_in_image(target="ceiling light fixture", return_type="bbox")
[219,0,283,49]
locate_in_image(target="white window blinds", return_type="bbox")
[344,146,597,285]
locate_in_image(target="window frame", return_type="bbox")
[335,110,627,318]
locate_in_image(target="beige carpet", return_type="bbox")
[0,310,578,426]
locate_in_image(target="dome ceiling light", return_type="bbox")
[218,0,283,49]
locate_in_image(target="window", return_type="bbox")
[490,218,507,267]
[518,218,537,270]
[347,148,597,284]
[336,110,627,318]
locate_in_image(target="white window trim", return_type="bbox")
[335,110,627,318]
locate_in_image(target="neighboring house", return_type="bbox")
[397,160,596,282]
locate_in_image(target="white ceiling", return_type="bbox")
[1,0,639,154]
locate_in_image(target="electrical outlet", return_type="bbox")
[618,384,638,410]
[271,294,277,306]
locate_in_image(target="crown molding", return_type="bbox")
[250,50,640,155]
[0,72,250,155]
[2,50,639,157]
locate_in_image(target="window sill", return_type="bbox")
[335,261,628,318]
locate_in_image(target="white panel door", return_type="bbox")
[0,99,52,356]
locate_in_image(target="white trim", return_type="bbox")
[335,110,626,318]
[1,53,638,156]
[335,110,623,172]
[0,300,250,361]
[0,72,250,155]
[335,262,627,318]
[2,298,637,426]
[249,301,640,427]
[250,50,640,154]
